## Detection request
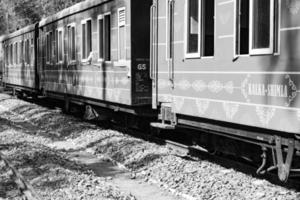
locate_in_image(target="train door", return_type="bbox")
[152,0,177,128]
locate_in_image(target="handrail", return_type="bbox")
[167,0,175,83]
[150,4,154,80]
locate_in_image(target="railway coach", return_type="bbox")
[150,0,300,181]
[0,24,38,94]
[38,0,153,114]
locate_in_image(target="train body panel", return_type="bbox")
[1,25,37,91]
[38,0,152,107]
[152,0,300,134]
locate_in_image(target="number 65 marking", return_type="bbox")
[137,64,147,70]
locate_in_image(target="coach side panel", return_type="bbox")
[3,32,36,90]
[40,0,135,105]
[155,0,300,134]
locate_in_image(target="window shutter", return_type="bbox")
[119,9,125,26]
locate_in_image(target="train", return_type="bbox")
[0,0,300,182]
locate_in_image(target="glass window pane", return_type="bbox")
[252,0,270,49]
[99,19,103,59]
[59,31,63,61]
[72,27,76,60]
[202,0,214,56]
[104,15,111,61]
[187,0,199,54]
[87,20,92,56]
[82,24,86,59]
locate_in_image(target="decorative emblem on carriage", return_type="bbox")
[224,81,234,94]
[173,96,185,112]
[256,106,276,127]
[241,74,298,107]
[177,79,191,90]
[208,80,223,93]
[241,74,251,103]
[285,75,298,106]
[223,103,239,120]
[192,80,206,92]
[195,99,210,116]
[286,0,300,15]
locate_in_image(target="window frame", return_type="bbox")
[67,23,77,63]
[118,7,126,61]
[249,0,275,55]
[56,27,64,64]
[97,15,104,62]
[5,44,9,66]
[81,18,92,62]
[184,0,215,59]
[184,0,201,58]
[97,13,111,62]
[20,40,23,65]
[14,42,18,65]
[30,38,34,66]
[25,39,30,66]
[46,32,50,64]
[10,43,13,66]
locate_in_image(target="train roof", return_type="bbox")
[0,24,36,41]
[39,0,110,27]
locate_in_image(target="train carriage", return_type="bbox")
[38,0,152,114]
[0,25,38,93]
[150,0,300,181]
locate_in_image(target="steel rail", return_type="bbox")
[0,151,40,200]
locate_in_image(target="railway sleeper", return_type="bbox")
[0,152,40,200]
[152,112,300,182]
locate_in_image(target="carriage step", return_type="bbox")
[150,122,175,130]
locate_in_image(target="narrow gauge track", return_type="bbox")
[114,125,300,191]
[4,91,300,192]
[0,151,40,200]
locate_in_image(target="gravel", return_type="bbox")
[0,93,299,200]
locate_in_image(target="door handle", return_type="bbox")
[150,5,154,80]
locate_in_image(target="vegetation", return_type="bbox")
[0,0,84,35]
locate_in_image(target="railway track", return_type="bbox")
[110,123,300,191]
[2,92,300,192]
[0,151,40,200]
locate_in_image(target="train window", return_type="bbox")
[98,15,104,60]
[25,39,30,65]
[57,28,64,63]
[250,0,274,54]
[30,38,34,65]
[14,43,18,65]
[46,33,50,63]
[98,14,111,61]
[186,0,199,57]
[236,0,249,55]
[185,0,214,58]
[5,45,8,66]
[104,14,111,61]
[236,0,277,55]
[81,19,92,60]
[10,44,13,65]
[118,8,126,60]
[20,41,23,64]
[201,0,214,57]
[67,24,76,61]
[46,33,52,63]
